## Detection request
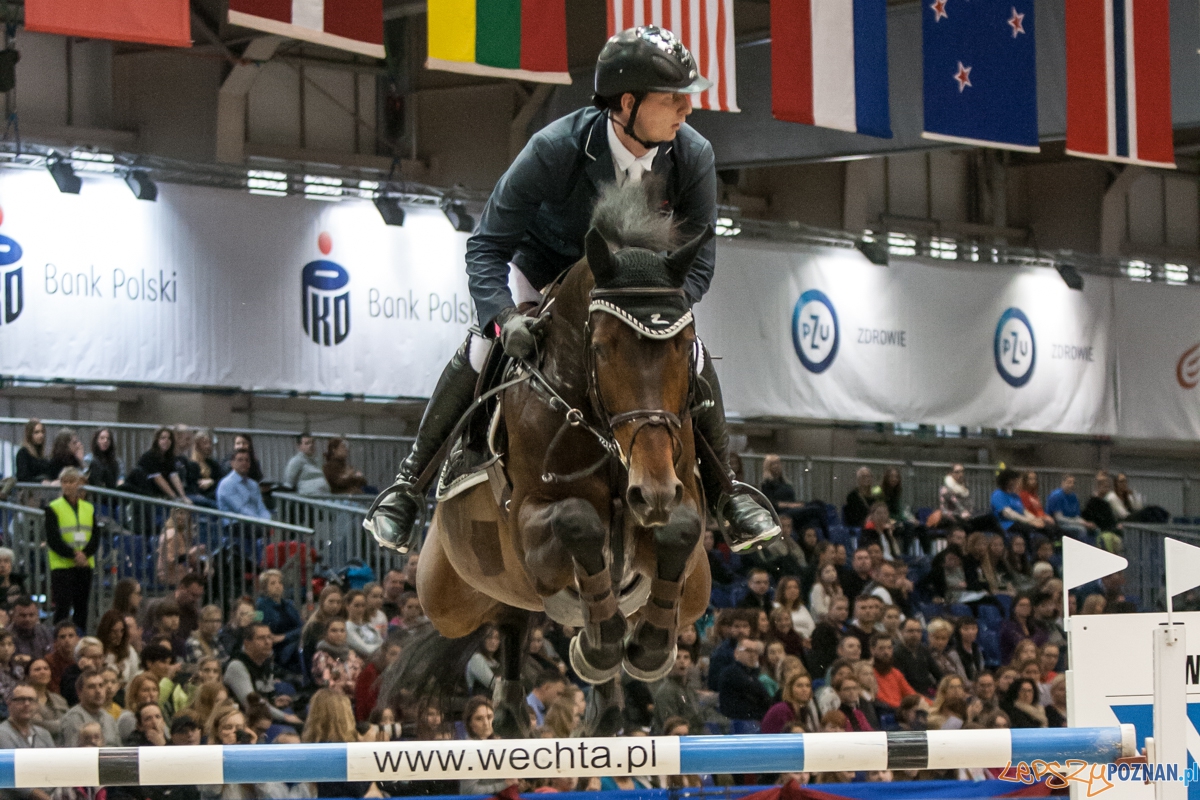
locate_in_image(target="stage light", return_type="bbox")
[374,196,406,226]
[47,157,81,194]
[124,170,158,201]
[442,199,474,233]
[1056,263,1084,291]
[856,236,889,266]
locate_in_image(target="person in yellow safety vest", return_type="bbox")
[45,467,104,630]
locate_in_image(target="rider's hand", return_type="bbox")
[497,307,543,359]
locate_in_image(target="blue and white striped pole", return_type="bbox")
[0,727,1135,788]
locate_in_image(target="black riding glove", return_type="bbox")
[496,307,543,359]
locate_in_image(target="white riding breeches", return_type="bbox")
[467,267,542,371]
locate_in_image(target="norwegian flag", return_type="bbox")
[1065,0,1174,168]
[607,0,739,112]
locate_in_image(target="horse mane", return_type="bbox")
[589,179,677,252]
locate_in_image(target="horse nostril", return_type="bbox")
[627,485,649,513]
[673,483,683,506]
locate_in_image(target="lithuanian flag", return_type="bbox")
[426,0,571,84]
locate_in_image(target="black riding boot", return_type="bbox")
[364,338,479,553]
[693,347,781,552]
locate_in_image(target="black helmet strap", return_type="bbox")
[617,94,664,150]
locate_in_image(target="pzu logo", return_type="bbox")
[0,206,24,327]
[994,307,1036,387]
[302,232,350,347]
[791,289,839,374]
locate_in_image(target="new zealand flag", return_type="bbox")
[923,0,1039,152]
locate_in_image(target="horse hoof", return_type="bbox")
[569,634,623,685]
[622,643,677,682]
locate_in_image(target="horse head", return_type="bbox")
[584,222,713,527]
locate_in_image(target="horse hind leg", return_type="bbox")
[491,606,534,740]
[538,497,627,684]
[624,504,702,681]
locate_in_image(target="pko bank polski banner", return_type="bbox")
[695,238,1118,436]
[0,170,477,398]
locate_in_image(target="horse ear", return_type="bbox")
[664,224,715,287]
[586,227,616,286]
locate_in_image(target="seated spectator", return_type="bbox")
[1080,593,1107,614]
[807,596,850,678]
[47,429,85,480]
[9,597,53,669]
[927,674,968,730]
[390,592,428,635]
[310,620,362,697]
[877,467,918,526]
[216,449,270,519]
[762,671,819,733]
[926,618,966,681]
[342,590,381,660]
[708,611,754,691]
[223,622,302,726]
[170,715,202,746]
[815,659,855,714]
[991,469,1045,536]
[59,637,104,709]
[921,544,968,605]
[1082,472,1119,533]
[870,633,916,710]
[284,434,330,495]
[520,627,564,692]
[363,583,388,641]
[125,701,169,746]
[302,585,346,662]
[44,623,76,697]
[465,625,500,698]
[0,628,25,705]
[841,547,874,600]
[0,547,27,606]
[767,607,805,658]
[1046,474,1096,539]
[97,609,140,688]
[843,467,874,528]
[974,671,999,714]
[185,605,228,667]
[125,614,146,657]
[955,617,985,682]
[1107,473,1143,522]
[651,650,711,734]
[0,682,56,773]
[61,669,121,746]
[1045,674,1067,727]
[938,464,973,524]
[861,503,904,560]
[119,672,163,741]
[355,633,403,723]
[1018,472,1058,533]
[219,597,257,659]
[156,510,205,589]
[220,434,264,483]
[16,419,55,484]
[808,561,843,622]
[176,680,228,731]
[136,427,190,503]
[145,601,185,658]
[760,455,803,515]
[894,618,940,696]
[998,594,1036,665]
[524,671,566,727]
[717,638,771,727]
[26,659,68,744]
[738,568,773,613]
[1000,677,1047,728]
[881,604,903,641]
[322,438,366,495]
[186,430,224,504]
[85,428,124,490]
[255,570,303,673]
[705,528,739,588]
[845,595,881,655]
[833,673,873,731]
[140,644,186,715]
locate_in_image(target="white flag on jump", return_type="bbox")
[1165,537,1200,602]
[1063,536,1128,592]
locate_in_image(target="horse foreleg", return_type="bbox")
[492,606,533,740]
[522,496,626,684]
[582,678,625,738]
[624,504,702,681]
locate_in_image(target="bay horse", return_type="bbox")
[382,183,713,735]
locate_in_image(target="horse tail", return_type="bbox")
[374,626,486,715]
[589,179,677,252]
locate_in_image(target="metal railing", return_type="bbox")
[1121,523,1200,613]
[0,417,413,495]
[0,500,48,606]
[13,483,315,625]
[739,454,1199,520]
[274,491,406,583]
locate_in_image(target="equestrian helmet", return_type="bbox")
[594,26,713,99]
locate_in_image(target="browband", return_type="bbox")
[588,299,694,340]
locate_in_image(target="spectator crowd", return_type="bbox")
[0,422,1159,797]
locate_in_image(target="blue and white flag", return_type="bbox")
[922,0,1039,152]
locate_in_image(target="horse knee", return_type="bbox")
[653,505,702,580]
[550,498,606,573]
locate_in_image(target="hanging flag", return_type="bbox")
[426,0,570,84]
[608,0,739,112]
[228,0,384,59]
[922,0,1039,151]
[1062,536,1128,593]
[771,0,890,138]
[26,0,190,47]
[1065,0,1174,168]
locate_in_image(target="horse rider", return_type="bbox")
[365,25,780,554]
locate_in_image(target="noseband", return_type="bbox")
[531,286,695,486]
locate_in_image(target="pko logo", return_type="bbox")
[994,307,1035,387]
[791,289,838,374]
[0,206,24,327]
[302,232,349,346]
[1177,343,1200,389]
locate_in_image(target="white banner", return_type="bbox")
[0,170,476,398]
[1114,281,1200,441]
[695,239,1118,435]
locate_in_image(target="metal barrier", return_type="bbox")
[739,454,1197,521]
[0,417,414,496]
[1121,523,1200,612]
[13,483,315,623]
[0,500,48,604]
[0,727,1136,787]
[274,491,406,584]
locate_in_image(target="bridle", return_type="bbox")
[529,285,696,486]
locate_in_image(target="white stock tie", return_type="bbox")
[626,161,646,185]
